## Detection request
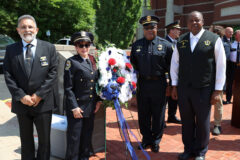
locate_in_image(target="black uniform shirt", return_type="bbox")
[130,36,173,77]
[64,54,99,117]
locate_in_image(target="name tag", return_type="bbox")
[40,56,48,66]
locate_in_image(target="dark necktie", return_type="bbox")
[86,59,92,70]
[237,42,240,63]
[25,44,33,77]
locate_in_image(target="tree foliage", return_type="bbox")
[0,0,95,42]
[95,0,143,48]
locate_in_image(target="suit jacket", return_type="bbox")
[64,54,99,117]
[3,39,59,114]
[165,35,174,43]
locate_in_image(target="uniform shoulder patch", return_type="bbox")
[65,60,71,70]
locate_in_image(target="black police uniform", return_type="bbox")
[130,35,173,147]
[64,31,100,160]
[64,54,99,160]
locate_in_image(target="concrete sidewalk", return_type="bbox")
[0,100,104,160]
[0,101,61,160]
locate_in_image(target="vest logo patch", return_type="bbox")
[158,44,162,51]
[180,40,188,48]
[204,40,211,46]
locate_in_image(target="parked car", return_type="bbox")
[0,34,15,67]
[55,36,73,45]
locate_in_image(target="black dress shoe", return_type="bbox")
[178,152,194,160]
[223,100,231,104]
[167,116,181,124]
[195,156,205,160]
[138,142,152,150]
[151,144,159,153]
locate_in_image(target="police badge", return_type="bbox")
[65,60,71,70]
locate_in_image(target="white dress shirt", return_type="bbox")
[22,39,37,59]
[170,28,226,90]
[230,41,240,62]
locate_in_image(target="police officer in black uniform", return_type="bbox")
[64,31,102,160]
[130,15,173,153]
[164,20,181,124]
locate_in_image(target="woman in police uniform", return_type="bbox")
[64,31,102,160]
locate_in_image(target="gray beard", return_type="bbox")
[20,34,36,42]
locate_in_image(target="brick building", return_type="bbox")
[150,0,240,37]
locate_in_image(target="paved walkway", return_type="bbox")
[106,97,240,160]
[1,96,240,160]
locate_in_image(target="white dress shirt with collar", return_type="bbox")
[230,41,240,62]
[170,28,226,90]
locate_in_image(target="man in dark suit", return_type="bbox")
[164,20,181,124]
[130,15,173,153]
[222,27,234,104]
[171,11,226,160]
[3,15,58,160]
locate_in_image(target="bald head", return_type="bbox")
[187,11,204,35]
[188,11,203,21]
[225,27,233,39]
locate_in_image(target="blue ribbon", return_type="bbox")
[114,99,150,160]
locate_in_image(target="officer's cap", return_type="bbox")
[139,15,160,26]
[165,20,181,29]
[71,31,94,44]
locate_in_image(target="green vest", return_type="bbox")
[177,30,218,88]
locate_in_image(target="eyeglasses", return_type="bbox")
[143,26,157,30]
[19,25,36,30]
[77,43,90,48]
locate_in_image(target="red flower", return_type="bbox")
[131,81,136,89]
[117,77,125,84]
[113,68,118,72]
[108,58,116,66]
[125,63,132,70]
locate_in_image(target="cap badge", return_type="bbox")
[81,32,86,37]
[147,16,151,22]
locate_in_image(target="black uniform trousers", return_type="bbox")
[177,85,212,156]
[226,61,236,102]
[17,110,52,160]
[167,96,178,118]
[65,111,95,160]
[137,78,166,145]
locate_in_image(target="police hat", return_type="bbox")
[71,31,94,43]
[139,15,160,26]
[165,20,181,29]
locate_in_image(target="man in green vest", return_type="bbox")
[170,11,226,160]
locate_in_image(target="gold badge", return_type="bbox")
[180,40,188,48]
[147,16,151,22]
[136,46,142,52]
[65,60,71,70]
[204,40,211,46]
[158,44,162,51]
